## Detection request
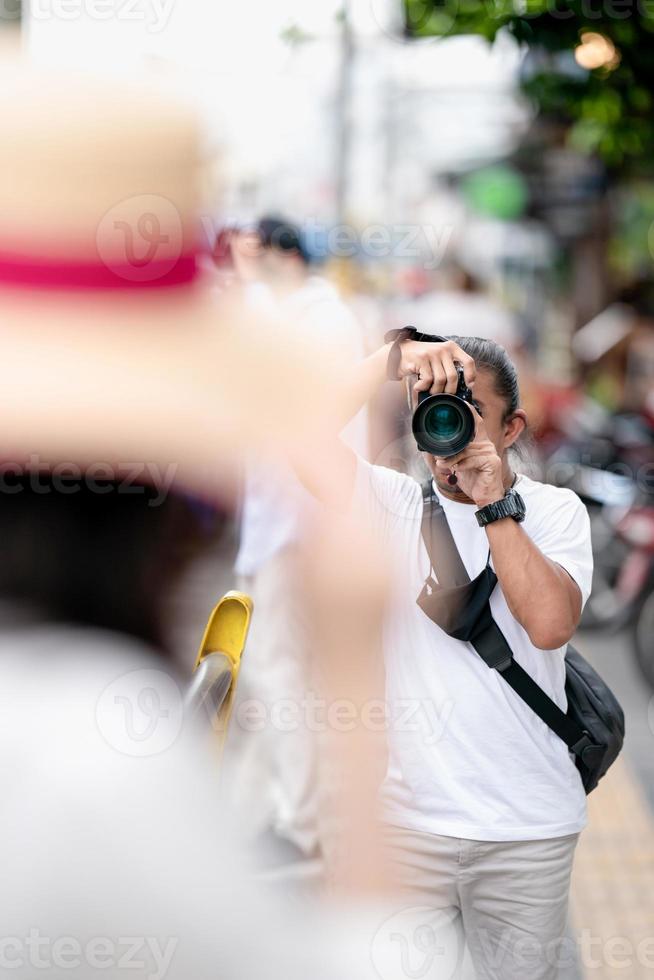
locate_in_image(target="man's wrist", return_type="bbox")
[475,491,506,508]
[384,327,414,380]
[473,473,506,508]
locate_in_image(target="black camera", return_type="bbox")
[412,366,476,458]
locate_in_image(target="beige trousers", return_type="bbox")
[381,825,580,980]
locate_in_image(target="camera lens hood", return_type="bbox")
[412,392,475,458]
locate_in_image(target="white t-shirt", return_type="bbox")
[354,460,593,842]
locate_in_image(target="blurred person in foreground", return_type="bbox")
[0,66,393,980]
[299,332,593,979]
[225,216,368,865]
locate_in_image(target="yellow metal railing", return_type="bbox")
[186,590,253,759]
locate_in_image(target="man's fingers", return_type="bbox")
[428,362,446,395]
[439,352,459,395]
[409,342,476,397]
[468,404,490,440]
[443,445,481,466]
[420,358,434,391]
[443,441,495,466]
[416,360,434,393]
[446,342,476,388]
[453,454,496,472]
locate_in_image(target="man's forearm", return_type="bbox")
[290,344,392,509]
[337,335,475,433]
[336,343,392,431]
[294,337,471,508]
[486,519,582,650]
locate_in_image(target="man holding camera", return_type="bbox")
[305,332,593,979]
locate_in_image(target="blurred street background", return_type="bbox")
[6,0,654,976]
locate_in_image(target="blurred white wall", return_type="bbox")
[26,0,528,225]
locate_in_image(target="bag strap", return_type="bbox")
[420,482,469,588]
[420,482,591,758]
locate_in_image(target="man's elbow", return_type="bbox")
[526,616,577,651]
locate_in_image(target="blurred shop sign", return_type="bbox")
[572,304,636,364]
[526,146,607,242]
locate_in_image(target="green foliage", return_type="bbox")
[461,165,528,219]
[279,22,315,45]
[403,0,654,173]
[609,183,654,279]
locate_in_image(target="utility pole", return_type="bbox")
[334,0,354,225]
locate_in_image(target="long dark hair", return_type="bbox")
[446,335,529,462]
[0,475,215,654]
[448,335,520,422]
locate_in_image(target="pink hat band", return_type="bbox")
[0,248,199,291]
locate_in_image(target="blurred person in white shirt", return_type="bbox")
[227,216,369,863]
[0,473,391,980]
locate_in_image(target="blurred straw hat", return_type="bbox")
[1,68,208,304]
[0,67,338,495]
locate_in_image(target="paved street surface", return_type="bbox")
[570,628,654,980]
[575,629,654,809]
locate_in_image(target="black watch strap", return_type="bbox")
[475,489,526,527]
[383,326,447,381]
[475,490,527,527]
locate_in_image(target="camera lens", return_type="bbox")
[412,393,475,457]
[424,402,466,443]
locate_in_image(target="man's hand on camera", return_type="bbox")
[396,339,476,395]
[433,407,505,508]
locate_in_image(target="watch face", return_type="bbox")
[508,490,526,521]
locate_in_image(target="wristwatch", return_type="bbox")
[383,326,447,380]
[475,489,526,527]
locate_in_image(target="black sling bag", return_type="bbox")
[419,482,624,794]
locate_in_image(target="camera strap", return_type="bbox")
[420,482,469,588]
[420,482,590,758]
